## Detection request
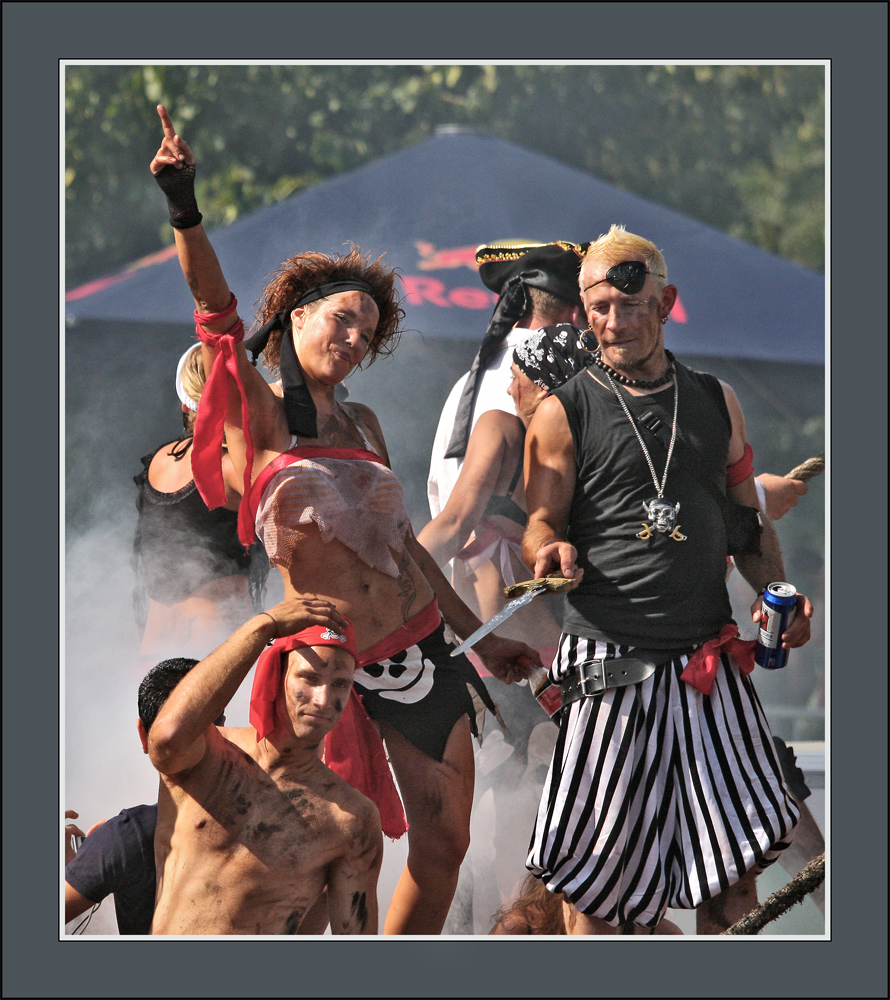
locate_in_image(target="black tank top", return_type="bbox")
[554,363,733,648]
[132,440,258,611]
[483,427,526,525]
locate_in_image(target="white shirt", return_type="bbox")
[427,327,537,519]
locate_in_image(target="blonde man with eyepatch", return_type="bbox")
[522,225,813,935]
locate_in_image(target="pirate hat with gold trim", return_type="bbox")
[475,240,585,305]
[444,241,584,459]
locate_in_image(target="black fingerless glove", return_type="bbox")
[154,162,203,230]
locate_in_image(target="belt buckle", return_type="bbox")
[579,657,606,697]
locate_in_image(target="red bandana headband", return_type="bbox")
[248,621,407,839]
[249,622,359,739]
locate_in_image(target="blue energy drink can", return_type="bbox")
[755,582,798,669]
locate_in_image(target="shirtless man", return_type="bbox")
[148,596,382,935]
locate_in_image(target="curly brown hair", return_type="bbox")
[490,874,569,935]
[255,246,404,374]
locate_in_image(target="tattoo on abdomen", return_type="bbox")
[395,547,416,621]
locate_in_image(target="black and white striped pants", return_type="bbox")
[526,635,800,928]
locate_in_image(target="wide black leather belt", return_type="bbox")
[560,647,696,707]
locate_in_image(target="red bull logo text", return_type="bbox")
[400,275,497,309]
[414,241,479,271]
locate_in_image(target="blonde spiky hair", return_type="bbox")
[580,225,668,291]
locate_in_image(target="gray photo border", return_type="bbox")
[4,2,886,997]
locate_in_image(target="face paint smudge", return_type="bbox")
[284,907,305,934]
[351,891,369,931]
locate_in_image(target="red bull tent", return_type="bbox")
[66,128,823,364]
[65,130,823,527]
[63,129,825,752]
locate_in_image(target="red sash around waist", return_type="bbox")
[358,599,441,667]
[680,623,756,695]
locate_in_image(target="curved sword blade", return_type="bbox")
[450,589,540,657]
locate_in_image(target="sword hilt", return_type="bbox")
[503,576,580,600]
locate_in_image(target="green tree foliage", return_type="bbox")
[66,64,824,287]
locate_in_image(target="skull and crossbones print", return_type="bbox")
[357,643,435,704]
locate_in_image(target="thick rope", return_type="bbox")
[785,454,825,482]
[722,853,825,935]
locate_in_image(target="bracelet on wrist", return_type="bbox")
[260,611,279,638]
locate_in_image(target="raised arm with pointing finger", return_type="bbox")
[150,106,283,503]
[149,106,541,935]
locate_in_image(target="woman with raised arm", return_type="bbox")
[149,105,539,935]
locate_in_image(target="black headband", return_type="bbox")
[444,243,585,460]
[242,280,380,438]
[443,275,531,459]
[294,279,380,307]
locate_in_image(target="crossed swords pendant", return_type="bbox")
[637,498,687,542]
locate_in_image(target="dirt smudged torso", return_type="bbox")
[152,727,377,935]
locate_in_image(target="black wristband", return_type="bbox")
[154,162,203,230]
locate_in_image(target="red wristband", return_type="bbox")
[194,292,239,330]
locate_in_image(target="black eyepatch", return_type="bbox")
[584,260,664,296]
[604,260,648,294]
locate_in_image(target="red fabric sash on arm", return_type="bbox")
[191,294,258,547]
[726,442,755,488]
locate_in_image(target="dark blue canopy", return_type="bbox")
[66,129,823,365]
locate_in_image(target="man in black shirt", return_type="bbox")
[64,658,220,934]
[522,225,814,935]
